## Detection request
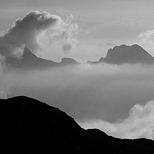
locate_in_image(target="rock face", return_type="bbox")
[6,48,78,70]
[90,44,154,65]
[0,96,154,153]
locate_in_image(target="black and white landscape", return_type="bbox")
[1,0,154,153]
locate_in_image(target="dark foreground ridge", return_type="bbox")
[0,96,154,154]
[89,44,154,65]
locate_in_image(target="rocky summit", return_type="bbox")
[90,44,154,65]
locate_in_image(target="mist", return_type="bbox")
[1,62,154,139]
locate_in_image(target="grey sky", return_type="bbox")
[1,1,154,61]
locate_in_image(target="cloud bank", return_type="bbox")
[79,100,154,140]
[1,58,154,140]
[0,11,78,62]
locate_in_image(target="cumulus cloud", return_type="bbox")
[137,29,154,53]
[79,100,154,140]
[0,11,78,61]
[0,11,57,58]
[138,30,154,45]
[36,13,78,60]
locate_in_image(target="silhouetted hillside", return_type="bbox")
[6,48,78,70]
[89,44,154,65]
[0,96,154,153]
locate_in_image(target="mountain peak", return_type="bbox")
[5,48,78,69]
[60,57,78,65]
[6,47,59,69]
[93,44,154,65]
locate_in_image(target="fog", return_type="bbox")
[0,63,154,140]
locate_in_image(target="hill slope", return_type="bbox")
[0,96,154,153]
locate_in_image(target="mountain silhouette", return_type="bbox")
[0,96,154,153]
[6,48,78,70]
[89,44,154,65]
[60,57,78,66]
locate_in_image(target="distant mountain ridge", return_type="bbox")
[5,44,154,70]
[6,47,78,70]
[0,96,154,153]
[89,44,154,65]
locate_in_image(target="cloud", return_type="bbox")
[138,30,154,45]
[104,43,117,47]
[1,63,154,123]
[0,11,78,61]
[36,13,79,60]
[136,30,154,54]
[79,100,154,140]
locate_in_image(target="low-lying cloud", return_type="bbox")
[79,100,154,140]
[1,60,154,139]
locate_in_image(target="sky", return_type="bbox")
[1,0,154,140]
[1,0,154,62]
